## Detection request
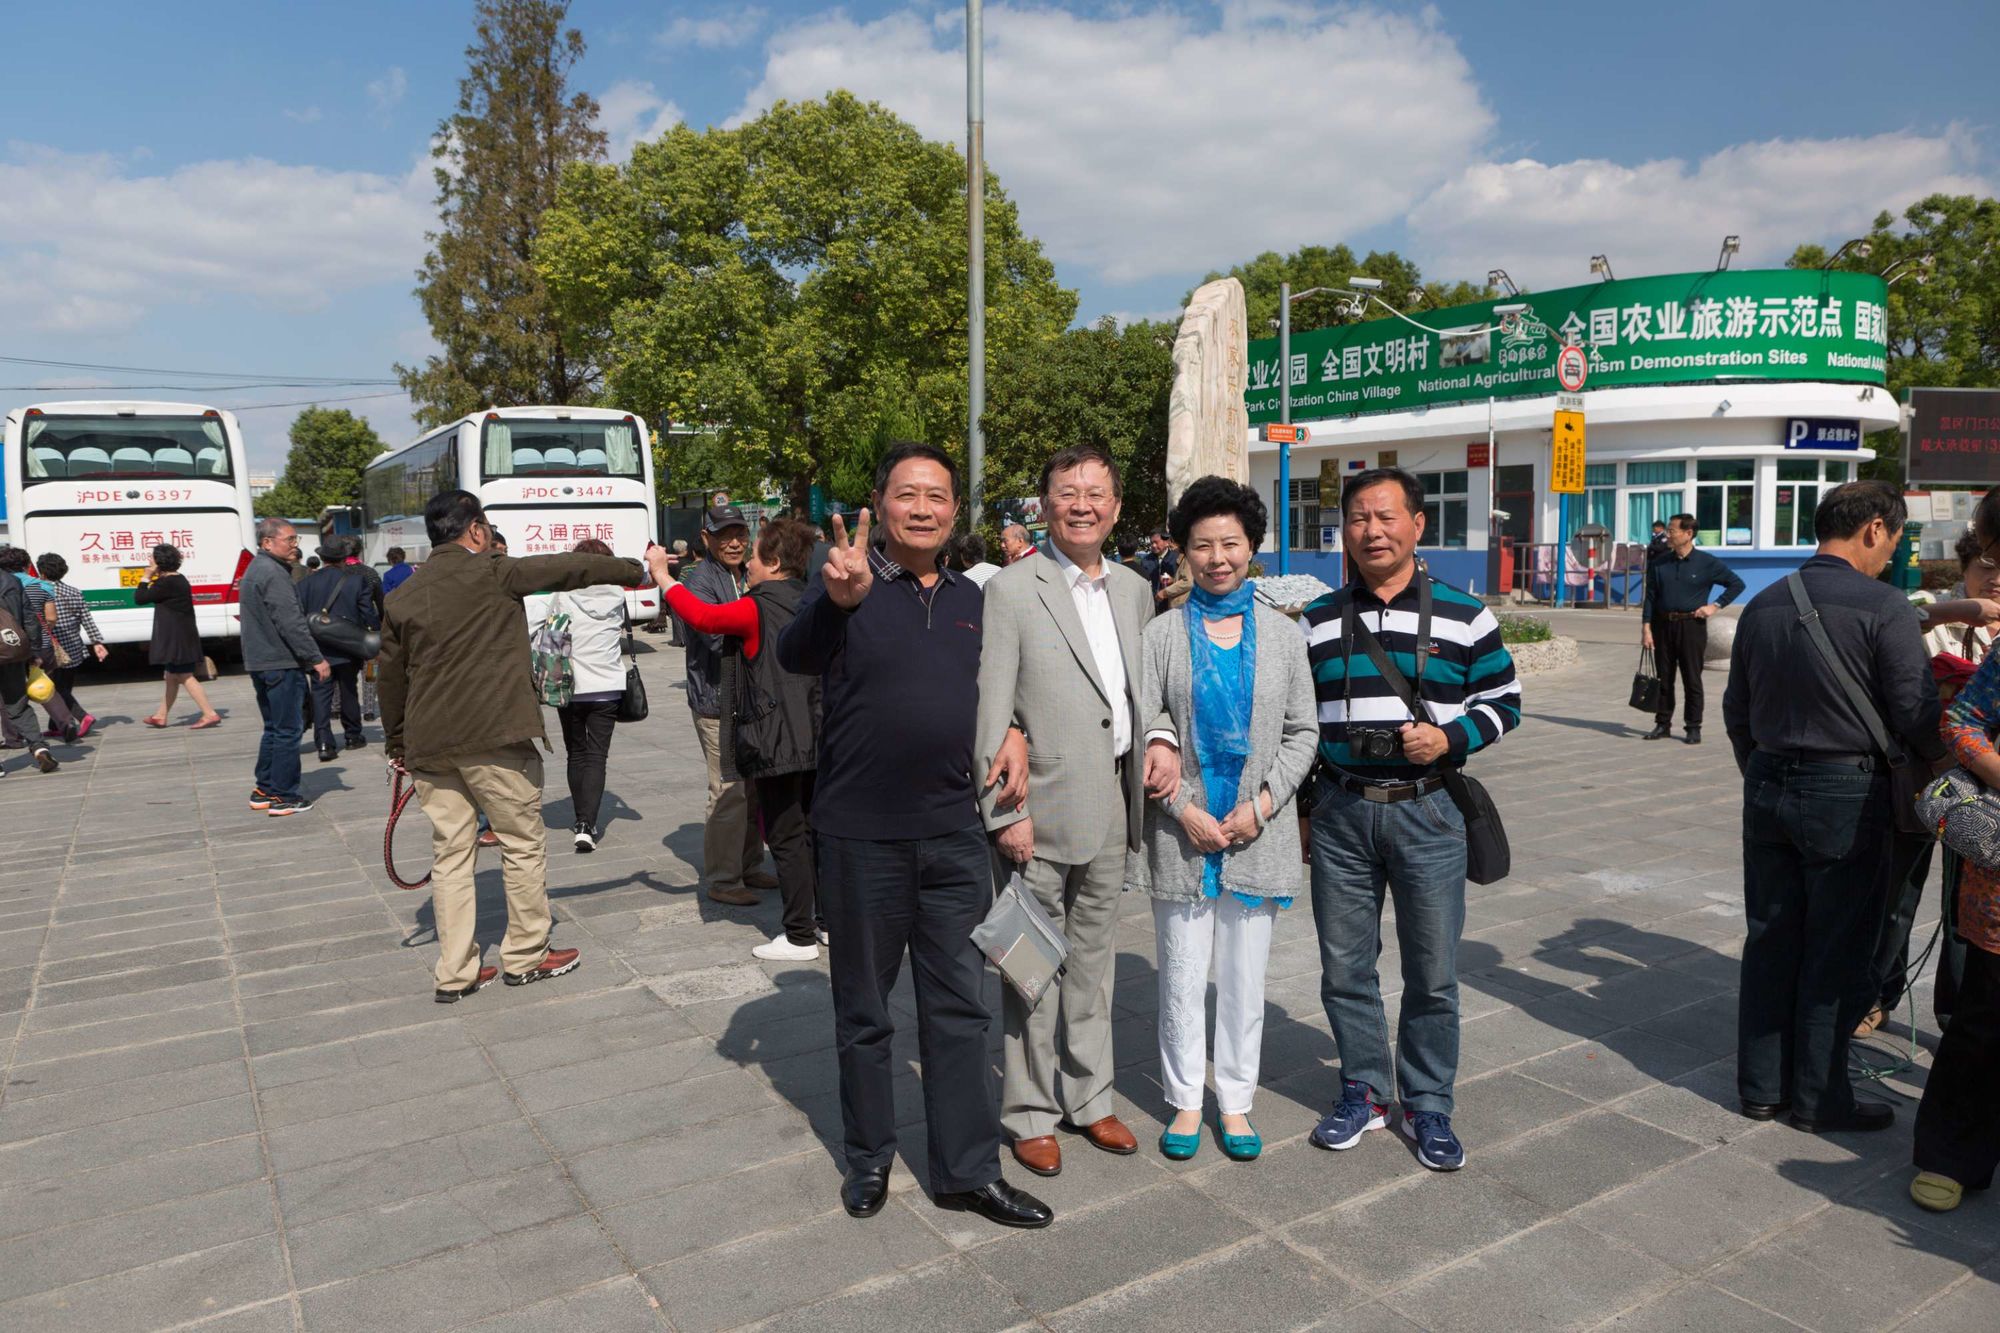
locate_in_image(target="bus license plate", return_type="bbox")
[119,567,146,588]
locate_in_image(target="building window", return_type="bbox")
[1583,463,1617,535]
[1414,469,1468,547]
[1624,460,1686,543]
[1286,477,1321,551]
[1695,458,1754,547]
[1773,459,1854,546]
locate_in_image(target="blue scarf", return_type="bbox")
[1186,582,1257,899]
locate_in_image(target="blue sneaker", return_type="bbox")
[1310,1079,1387,1151]
[1401,1109,1465,1171]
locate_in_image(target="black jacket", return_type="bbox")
[722,577,819,782]
[296,564,382,668]
[135,573,201,668]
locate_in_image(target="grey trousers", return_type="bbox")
[1001,818,1128,1141]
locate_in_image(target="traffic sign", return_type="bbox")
[1551,410,1587,493]
[1556,344,1589,393]
[1260,423,1310,444]
[1556,392,1585,413]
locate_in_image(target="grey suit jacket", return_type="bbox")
[975,551,1154,863]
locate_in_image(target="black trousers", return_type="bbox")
[1652,616,1707,727]
[1738,752,1895,1120]
[1913,941,2000,1189]
[49,665,83,718]
[311,662,363,750]
[818,824,999,1196]
[556,700,618,829]
[1871,834,1967,1021]
[756,770,818,945]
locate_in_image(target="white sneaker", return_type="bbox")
[752,935,820,962]
[816,927,829,946]
[573,822,598,853]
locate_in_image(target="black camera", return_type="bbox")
[1350,727,1403,761]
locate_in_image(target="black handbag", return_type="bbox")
[1347,580,1513,885]
[614,623,648,723]
[1629,646,1662,714]
[307,569,381,661]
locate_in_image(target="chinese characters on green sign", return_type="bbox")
[1245,269,1890,425]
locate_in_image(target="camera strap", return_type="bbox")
[1340,563,1434,726]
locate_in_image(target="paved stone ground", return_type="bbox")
[0,617,1993,1332]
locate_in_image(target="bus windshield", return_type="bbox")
[479,418,644,481]
[21,415,234,484]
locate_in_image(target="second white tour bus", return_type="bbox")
[361,406,662,620]
[2,401,257,646]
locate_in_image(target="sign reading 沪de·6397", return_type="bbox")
[1246,269,1889,425]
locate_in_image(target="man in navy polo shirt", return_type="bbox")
[778,441,1049,1231]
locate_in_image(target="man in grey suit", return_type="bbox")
[977,444,1165,1176]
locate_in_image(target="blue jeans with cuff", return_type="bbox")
[252,668,307,801]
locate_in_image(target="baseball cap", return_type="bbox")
[703,504,749,533]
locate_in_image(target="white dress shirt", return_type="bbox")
[1050,544,1131,757]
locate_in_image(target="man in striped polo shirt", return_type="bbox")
[1299,468,1521,1172]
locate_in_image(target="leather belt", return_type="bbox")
[1328,769,1448,803]
[1755,747,1877,770]
[1664,611,1701,622]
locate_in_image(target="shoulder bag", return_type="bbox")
[1784,573,1926,836]
[1346,575,1512,885]
[530,594,575,708]
[614,615,648,723]
[307,568,381,661]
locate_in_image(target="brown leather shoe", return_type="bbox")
[708,885,759,906]
[1062,1115,1139,1155]
[1010,1135,1061,1176]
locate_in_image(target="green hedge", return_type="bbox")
[1496,613,1553,644]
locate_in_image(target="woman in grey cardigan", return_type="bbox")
[1131,477,1319,1162]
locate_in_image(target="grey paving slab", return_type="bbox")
[1480,1110,1702,1212]
[1384,1218,1681,1331]
[0,1233,290,1333]
[1287,1169,1553,1292]
[1708,1203,1992,1332]
[1049,1236,1365,1331]
[0,1179,274,1304]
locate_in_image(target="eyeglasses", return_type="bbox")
[1050,488,1115,506]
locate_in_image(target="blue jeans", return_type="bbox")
[1309,780,1469,1115]
[1738,752,1893,1121]
[252,668,307,801]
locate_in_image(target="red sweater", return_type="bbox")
[665,582,760,659]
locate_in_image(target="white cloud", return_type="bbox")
[0,144,434,334]
[283,106,324,124]
[367,67,409,123]
[658,9,765,50]
[1408,127,1991,289]
[733,2,1493,284]
[598,80,684,160]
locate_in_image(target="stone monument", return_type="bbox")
[1166,277,1249,508]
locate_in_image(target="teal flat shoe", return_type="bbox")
[1159,1126,1202,1160]
[1220,1117,1262,1161]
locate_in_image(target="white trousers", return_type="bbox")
[1154,894,1279,1115]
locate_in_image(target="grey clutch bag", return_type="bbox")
[1916,767,2000,869]
[971,868,1070,1007]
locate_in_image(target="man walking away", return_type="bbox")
[1723,480,1938,1134]
[378,490,648,1003]
[241,519,328,815]
[779,442,1050,1231]
[684,504,774,905]
[1641,513,1744,744]
[0,561,58,775]
[297,543,379,761]
[1301,468,1521,1172]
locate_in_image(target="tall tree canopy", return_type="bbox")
[536,92,1076,511]
[1194,245,1492,338]
[398,0,606,427]
[983,317,1176,537]
[1791,193,2000,480]
[254,408,387,518]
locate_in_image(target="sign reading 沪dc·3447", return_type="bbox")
[1246,269,1889,424]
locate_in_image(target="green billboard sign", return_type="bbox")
[1246,268,1889,424]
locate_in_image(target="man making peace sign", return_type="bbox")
[778,441,1049,1231]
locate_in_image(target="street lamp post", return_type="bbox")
[1279,280,1291,576]
[966,0,986,522]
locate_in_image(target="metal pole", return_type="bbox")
[1485,396,1498,597]
[965,0,986,525]
[1278,281,1291,576]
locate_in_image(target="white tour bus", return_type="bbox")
[361,406,662,620]
[2,401,256,645]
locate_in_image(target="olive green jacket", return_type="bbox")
[379,543,642,771]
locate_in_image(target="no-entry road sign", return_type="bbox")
[1556,344,1589,393]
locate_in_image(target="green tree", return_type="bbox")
[983,317,1176,537]
[397,0,607,427]
[254,408,387,518]
[1791,194,2000,481]
[1194,245,1492,337]
[535,92,1076,512]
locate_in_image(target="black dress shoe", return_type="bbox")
[1741,1099,1790,1121]
[317,746,337,763]
[1643,724,1671,740]
[1791,1101,1895,1134]
[346,737,367,751]
[933,1178,1053,1229]
[841,1166,890,1218]
[1684,726,1702,745]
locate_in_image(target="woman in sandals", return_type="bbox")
[135,543,220,728]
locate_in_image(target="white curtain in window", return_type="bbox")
[24,420,46,447]
[484,423,513,476]
[604,423,638,475]
[200,420,224,449]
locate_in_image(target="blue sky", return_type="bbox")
[1,0,1992,470]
